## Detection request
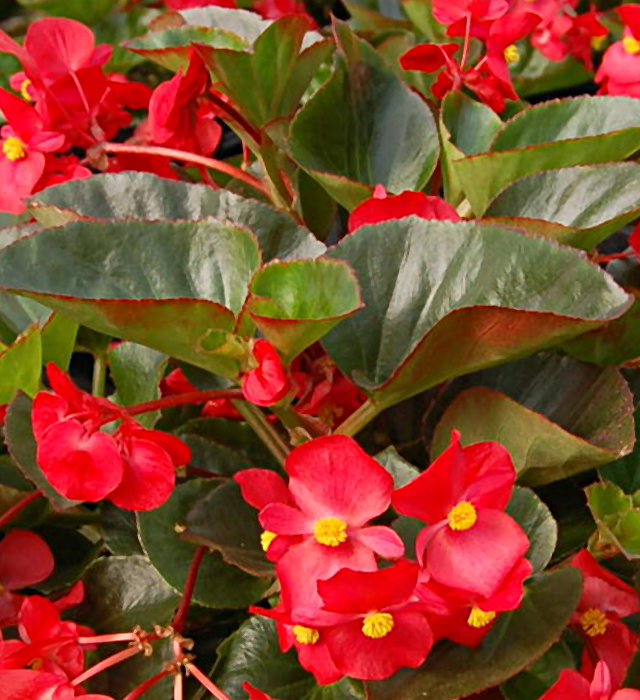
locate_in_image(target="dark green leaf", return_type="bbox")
[601,407,640,493]
[323,219,630,409]
[0,325,42,403]
[367,568,582,700]
[138,479,272,608]
[41,313,78,370]
[375,446,420,488]
[506,487,557,573]
[99,503,144,556]
[501,641,576,700]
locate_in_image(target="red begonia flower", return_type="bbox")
[432,0,508,39]
[317,560,433,680]
[420,556,532,646]
[484,13,541,90]
[348,184,461,233]
[0,669,114,700]
[393,431,528,598]
[235,435,403,614]
[540,661,640,700]
[253,0,318,29]
[244,683,282,700]
[241,340,291,407]
[400,43,459,74]
[250,603,343,684]
[596,6,640,97]
[0,530,54,628]
[0,88,65,213]
[571,549,639,690]
[148,52,222,156]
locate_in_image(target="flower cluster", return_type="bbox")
[235,431,533,681]
[32,363,191,511]
[596,5,640,97]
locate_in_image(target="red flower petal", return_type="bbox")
[31,392,69,443]
[0,530,54,591]
[400,43,459,73]
[235,469,292,510]
[356,526,405,559]
[244,683,281,700]
[18,596,62,643]
[259,503,312,535]
[242,340,291,407]
[538,668,590,700]
[285,435,394,526]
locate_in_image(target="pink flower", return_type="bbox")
[540,661,640,700]
[241,340,291,407]
[316,560,433,680]
[235,435,404,614]
[393,431,529,598]
[348,184,461,233]
[596,6,640,97]
[571,550,639,689]
[0,669,113,700]
[0,530,54,628]
[433,0,509,39]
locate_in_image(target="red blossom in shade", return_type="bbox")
[570,549,639,690]
[316,560,433,681]
[253,0,318,29]
[0,669,114,700]
[348,184,461,233]
[0,88,65,214]
[433,0,508,39]
[540,661,640,700]
[393,431,529,598]
[148,52,222,156]
[419,557,532,646]
[235,435,404,614]
[244,683,282,700]
[241,340,291,407]
[596,6,640,97]
[0,530,54,628]
[250,603,343,684]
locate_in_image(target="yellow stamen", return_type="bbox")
[28,658,44,671]
[2,136,27,162]
[580,608,608,637]
[468,607,497,628]
[447,501,477,531]
[313,517,348,547]
[362,612,394,639]
[292,625,319,645]
[623,36,640,54]
[504,45,520,64]
[260,530,277,552]
[19,78,33,102]
[591,35,607,50]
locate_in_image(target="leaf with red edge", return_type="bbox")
[248,258,363,362]
[323,219,631,410]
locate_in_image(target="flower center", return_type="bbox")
[623,36,640,54]
[504,45,520,63]
[362,612,394,639]
[447,501,477,531]
[292,625,319,645]
[20,79,33,102]
[2,137,27,161]
[580,608,608,637]
[260,530,277,552]
[313,517,348,547]
[467,606,497,628]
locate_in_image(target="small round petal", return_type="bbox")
[242,340,291,407]
[538,668,590,700]
[37,420,124,502]
[235,469,292,510]
[0,530,54,591]
[124,426,191,466]
[31,391,69,442]
[355,526,405,559]
[18,595,62,643]
[107,437,176,511]
[400,43,459,73]
[285,435,394,526]
[259,503,312,536]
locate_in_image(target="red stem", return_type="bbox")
[186,663,234,700]
[172,546,207,633]
[71,646,141,686]
[594,251,633,264]
[207,91,262,147]
[78,632,139,645]
[0,490,42,530]
[103,143,270,198]
[460,14,472,70]
[122,670,172,700]
[124,389,244,417]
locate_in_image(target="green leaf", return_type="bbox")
[29,173,324,262]
[432,356,634,485]
[367,568,582,700]
[375,446,420,488]
[323,219,631,409]
[0,219,262,377]
[41,313,78,370]
[452,96,640,214]
[4,393,78,511]
[484,164,640,250]
[186,479,273,577]
[214,616,364,700]
[99,503,144,556]
[80,554,180,633]
[138,479,272,608]
[501,642,576,700]
[197,16,334,128]
[248,259,362,361]
[289,21,439,210]
[17,0,118,23]
[108,342,168,428]
[601,407,640,493]
[587,482,640,558]
[507,487,557,573]
[178,6,271,42]
[124,26,247,71]
[0,326,42,404]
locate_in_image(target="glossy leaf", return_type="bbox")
[501,642,576,700]
[452,96,640,214]
[432,356,634,485]
[375,446,420,488]
[367,568,582,700]
[587,482,640,559]
[289,21,439,210]
[0,219,262,376]
[137,479,272,608]
[484,164,640,250]
[506,487,557,573]
[601,407,640,493]
[323,219,630,409]
[40,313,77,370]
[214,616,364,700]
[0,326,42,404]
[29,173,324,261]
[178,6,271,42]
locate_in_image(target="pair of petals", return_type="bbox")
[241,340,291,407]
